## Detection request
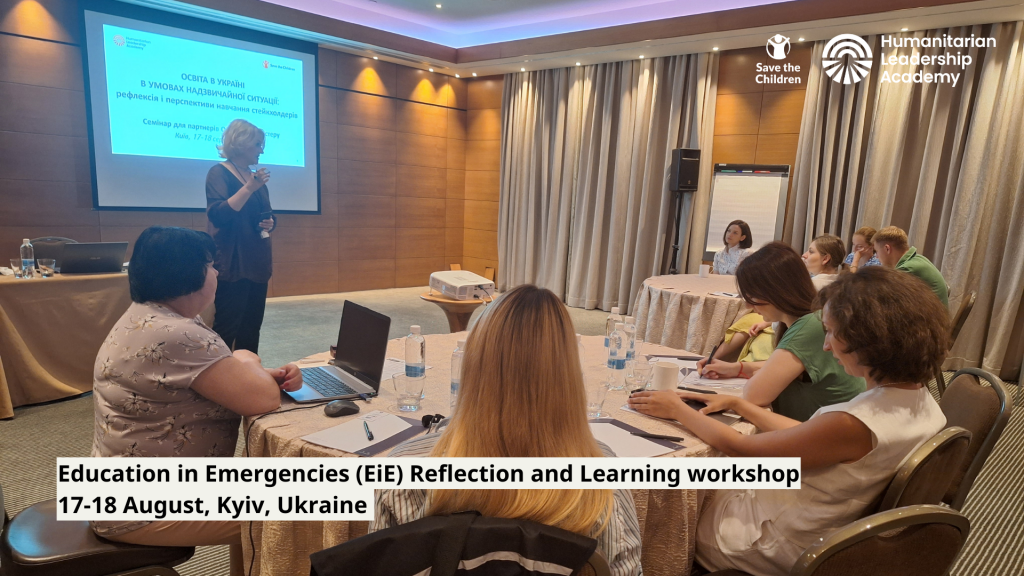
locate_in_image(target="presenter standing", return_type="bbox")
[206,119,275,353]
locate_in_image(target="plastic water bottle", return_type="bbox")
[604,307,622,347]
[450,339,465,410]
[606,322,626,390]
[624,316,637,360]
[577,334,587,374]
[405,325,425,377]
[20,239,34,277]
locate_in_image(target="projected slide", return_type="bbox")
[83,7,319,212]
[103,24,304,165]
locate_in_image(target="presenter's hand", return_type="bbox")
[269,363,303,392]
[628,390,687,420]
[701,359,741,379]
[254,168,271,185]
[259,219,274,232]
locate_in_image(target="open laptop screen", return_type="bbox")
[333,301,391,389]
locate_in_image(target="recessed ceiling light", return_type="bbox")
[521,67,526,71]
[472,72,477,77]
[373,56,378,60]
[576,62,581,66]
[428,68,434,72]
[436,3,442,7]
[798,37,805,42]
[455,74,460,78]
[901,27,908,31]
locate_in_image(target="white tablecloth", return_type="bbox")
[634,274,748,355]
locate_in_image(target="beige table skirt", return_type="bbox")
[634,274,748,356]
[243,333,752,576]
[0,273,131,419]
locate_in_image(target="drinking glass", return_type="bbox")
[9,259,23,279]
[37,259,55,278]
[586,379,610,418]
[629,359,653,390]
[392,374,425,412]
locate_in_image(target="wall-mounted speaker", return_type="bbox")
[669,148,700,192]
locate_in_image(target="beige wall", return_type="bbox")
[462,76,502,277]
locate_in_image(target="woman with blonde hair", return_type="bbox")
[370,285,642,575]
[206,119,276,353]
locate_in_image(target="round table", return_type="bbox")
[242,333,753,576]
[419,291,492,333]
[633,274,748,355]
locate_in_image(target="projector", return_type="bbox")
[429,271,495,301]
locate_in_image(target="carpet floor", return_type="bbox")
[0,287,1019,575]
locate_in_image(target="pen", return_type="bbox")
[678,386,718,394]
[645,354,704,361]
[363,421,374,441]
[631,432,684,442]
[701,340,723,376]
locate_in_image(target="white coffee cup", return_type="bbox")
[652,362,679,391]
[699,264,710,278]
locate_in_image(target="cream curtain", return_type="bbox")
[498,54,716,312]
[789,23,1024,379]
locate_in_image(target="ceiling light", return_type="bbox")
[429,68,434,72]
[901,27,908,31]
[798,37,805,42]
[436,3,441,7]
[455,74,460,78]
[521,67,526,71]
[712,47,719,51]
[472,72,477,77]
[373,56,378,60]
[639,55,644,59]
[576,62,581,66]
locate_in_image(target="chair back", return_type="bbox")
[939,368,1013,509]
[949,291,976,346]
[29,237,77,267]
[878,427,971,511]
[576,551,612,576]
[790,505,970,576]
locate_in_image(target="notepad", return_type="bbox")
[589,422,677,458]
[682,370,746,389]
[302,411,413,454]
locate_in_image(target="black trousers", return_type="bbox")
[212,279,268,354]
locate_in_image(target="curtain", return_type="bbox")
[497,54,716,312]
[789,23,1024,379]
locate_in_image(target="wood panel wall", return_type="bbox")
[0,0,512,297]
[462,76,502,277]
[711,45,811,238]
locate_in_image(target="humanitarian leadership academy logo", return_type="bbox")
[113,34,126,47]
[822,34,873,84]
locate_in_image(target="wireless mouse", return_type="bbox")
[324,399,360,417]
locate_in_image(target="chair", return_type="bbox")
[483,266,495,281]
[449,263,461,270]
[939,368,1013,510]
[935,290,977,395]
[0,481,194,576]
[877,426,971,511]
[578,550,612,576]
[28,237,77,269]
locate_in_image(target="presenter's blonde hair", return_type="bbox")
[427,285,613,536]
[218,119,265,159]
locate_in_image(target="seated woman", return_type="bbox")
[712,220,752,275]
[629,267,948,575]
[802,234,845,290]
[91,226,302,576]
[844,225,882,271]
[370,285,642,576]
[696,242,864,421]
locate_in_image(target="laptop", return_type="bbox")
[286,301,392,403]
[58,242,128,274]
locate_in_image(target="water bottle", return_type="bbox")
[604,307,622,347]
[577,334,587,374]
[450,339,466,411]
[606,322,626,390]
[405,325,425,377]
[624,316,637,360]
[20,239,34,278]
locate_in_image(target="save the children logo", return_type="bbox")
[766,35,791,60]
[113,35,126,47]
[263,60,270,68]
[822,34,873,84]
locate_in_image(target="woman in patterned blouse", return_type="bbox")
[712,220,752,275]
[90,226,303,576]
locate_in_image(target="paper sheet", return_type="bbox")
[650,358,699,372]
[682,370,747,389]
[588,423,677,458]
[301,410,413,454]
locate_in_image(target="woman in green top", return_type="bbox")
[697,242,864,420]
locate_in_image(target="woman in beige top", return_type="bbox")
[91,226,302,576]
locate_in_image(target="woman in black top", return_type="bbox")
[206,119,275,353]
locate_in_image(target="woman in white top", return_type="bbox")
[629,267,949,575]
[802,234,845,290]
[712,220,752,275]
[371,285,643,576]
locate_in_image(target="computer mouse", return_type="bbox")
[324,399,360,417]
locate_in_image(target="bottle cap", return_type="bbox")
[625,316,635,323]
[457,339,466,347]
[22,239,29,244]
[611,307,620,314]
[615,322,624,330]
[410,325,421,334]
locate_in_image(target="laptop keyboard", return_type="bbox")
[301,367,358,397]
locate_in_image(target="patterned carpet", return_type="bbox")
[0,291,1020,575]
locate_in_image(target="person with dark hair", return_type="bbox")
[629,267,948,575]
[207,119,276,353]
[712,220,752,275]
[90,226,302,576]
[696,242,864,421]
[802,234,845,290]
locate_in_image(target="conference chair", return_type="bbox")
[939,368,1013,510]
[935,290,977,395]
[0,481,194,576]
[309,512,605,576]
[877,426,971,512]
[705,505,971,576]
[449,263,461,270]
[28,237,77,269]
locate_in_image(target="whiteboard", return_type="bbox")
[703,165,789,260]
